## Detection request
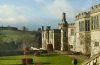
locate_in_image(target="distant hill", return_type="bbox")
[0,29,36,50]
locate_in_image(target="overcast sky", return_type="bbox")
[0,0,100,30]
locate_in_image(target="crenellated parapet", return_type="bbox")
[91,4,100,14]
[75,12,90,20]
[68,23,75,28]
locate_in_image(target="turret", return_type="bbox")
[61,12,67,24]
[59,12,68,30]
[58,12,68,51]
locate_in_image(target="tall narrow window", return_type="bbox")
[79,22,81,31]
[94,42,99,47]
[94,16,96,30]
[85,20,87,31]
[82,21,84,31]
[87,20,90,31]
[71,29,74,36]
[85,20,90,31]
[64,32,67,37]
[96,16,99,29]
[91,17,93,30]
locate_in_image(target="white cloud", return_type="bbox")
[43,0,76,22]
[0,5,34,25]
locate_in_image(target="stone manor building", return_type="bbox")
[41,4,100,57]
[42,13,68,51]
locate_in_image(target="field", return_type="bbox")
[0,30,35,50]
[0,53,84,65]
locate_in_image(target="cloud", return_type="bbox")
[0,0,96,30]
[0,5,34,25]
[42,0,77,22]
[42,0,93,22]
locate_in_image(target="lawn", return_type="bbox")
[0,53,84,65]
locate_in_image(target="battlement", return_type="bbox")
[75,12,90,20]
[41,26,51,31]
[68,23,75,28]
[91,4,100,13]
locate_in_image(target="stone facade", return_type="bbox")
[90,4,100,57]
[42,13,68,51]
[58,13,68,51]
[75,12,91,55]
[68,23,76,52]
[75,4,100,56]
[42,26,51,50]
[41,4,100,57]
[49,29,61,50]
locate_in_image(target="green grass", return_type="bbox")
[0,30,35,50]
[0,54,84,65]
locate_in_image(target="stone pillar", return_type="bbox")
[61,30,64,51]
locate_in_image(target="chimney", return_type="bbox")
[42,26,44,31]
[46,26,51,30]
[62,12,67,24]
[63,12,66,21]
[38,28,41,32]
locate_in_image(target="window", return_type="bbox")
[70,45,73,48]
[79,21,85,32]
[94,42,99,47]
[87,20,90,31]
[85,20,90,31]
[71,29,74,35]
[91,16,99,30]
[94,16,96,30]
[91,17,93,30]
[79,21,82,31]
[82,21,85,31]
[64,32,67,37]
[79,22,81,31]
[96,16,99,29]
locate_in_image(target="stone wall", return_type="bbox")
[91,31,100,57]
[68,23,76,52]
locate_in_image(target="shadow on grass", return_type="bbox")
[0,64,22,65]
[1,62,51,65]
[0,58,21,60]
[34,62,51,64]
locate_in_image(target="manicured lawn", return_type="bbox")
[0,53,84,65]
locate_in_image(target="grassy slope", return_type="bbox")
[0,54,84,65]
[0,30,35,50]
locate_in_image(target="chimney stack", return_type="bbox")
[63,12,66,21]
[42,26,44,31]
[46,26,51,30]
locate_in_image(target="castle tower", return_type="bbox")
[59,12,68,51]
[42,26,51,50]
[75,12,91,55]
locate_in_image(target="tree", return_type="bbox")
[23,26,28,31]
